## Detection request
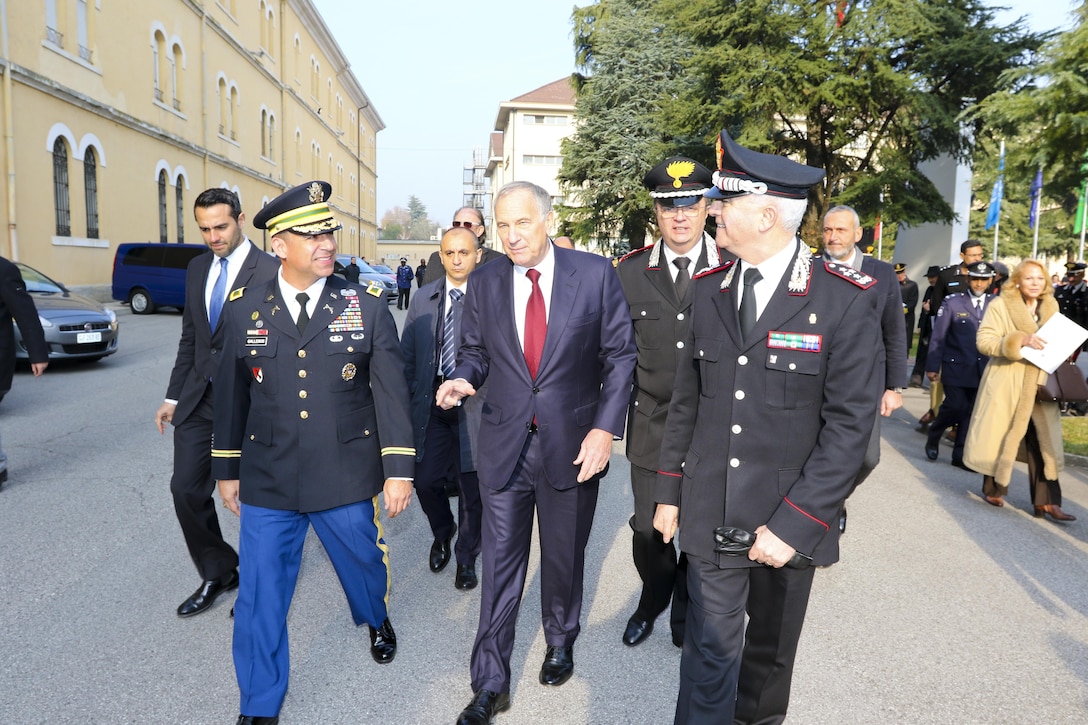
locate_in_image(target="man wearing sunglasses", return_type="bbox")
[614,156,724,651]
[423,207,506,286]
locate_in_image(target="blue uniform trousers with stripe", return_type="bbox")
[233,499,390,717]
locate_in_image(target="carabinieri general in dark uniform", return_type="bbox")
[653,131,882,725]
[211,181,415,725]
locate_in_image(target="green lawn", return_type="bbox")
[1063,416,1088,457]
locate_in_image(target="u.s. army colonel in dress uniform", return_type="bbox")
[211,181,415,725]
[653,132,882,725]
[615,156,725,649]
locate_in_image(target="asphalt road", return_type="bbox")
[1,302,1086,724]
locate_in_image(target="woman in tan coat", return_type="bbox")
[963,260,1075,521]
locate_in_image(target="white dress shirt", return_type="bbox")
[735,239,800,320]
[512,244,556,349]
[204,238,257,313]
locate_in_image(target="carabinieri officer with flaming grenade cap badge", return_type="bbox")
[653,132,882,724]
[211,181,415,725]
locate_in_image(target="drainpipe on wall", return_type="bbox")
[1,0,19,260]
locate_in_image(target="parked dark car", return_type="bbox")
[333,255,396,302]
[111,242,209,314]
[14,262,119,361]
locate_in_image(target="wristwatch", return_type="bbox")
[889,387,904,393]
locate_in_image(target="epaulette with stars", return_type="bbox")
[617,244,653,264]
[824,260,876,289]
[693,259,735,280]
[228,287,246,301]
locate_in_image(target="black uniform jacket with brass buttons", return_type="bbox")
[655,243,882,567]
[615,234,726,470]
[211,275,414,512]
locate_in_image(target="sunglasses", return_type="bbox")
[451,220,480,228]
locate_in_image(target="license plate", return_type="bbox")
[76,332,102,344]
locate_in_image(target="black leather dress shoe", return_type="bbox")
[539,645,574,686]
[236,715,278,725]
[454,563,478,590]
[177,569,238,617]
[950,459,972,471]
[621,616,653,646]
[924,438,939,461]
[429,524,456,572]
[456,689,510,725]
[369,618,397,664]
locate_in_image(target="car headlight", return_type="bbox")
[38,314,54,328]
[105,308,117,324]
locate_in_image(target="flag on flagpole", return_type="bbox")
[1029,167,1043,230]
[984,147,1005,231]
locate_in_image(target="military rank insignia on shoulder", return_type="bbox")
[365,281,383,298]
[617,245,653,264]
[824,261,876,289]
[228,287,246,301]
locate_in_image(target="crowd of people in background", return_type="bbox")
[4,131,1086,725]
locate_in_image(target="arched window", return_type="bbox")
[158,170,168,242]
[267,114,276,162]
[171,43,183,110]
[153,31,167,102]
[52,138,70,236]
[260,109,268,157]
[175,177,185,243]
[217,77,227,134]
[229,86,239,140]
[84,147,98,239]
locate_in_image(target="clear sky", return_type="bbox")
[310,0,1077,228]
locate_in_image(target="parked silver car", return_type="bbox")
[333,255,396,302]
[14,263,119,361]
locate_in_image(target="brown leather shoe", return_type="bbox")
[915,410,934,433]
[1035,504,1076,522]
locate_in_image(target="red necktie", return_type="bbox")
[524,268,546,378]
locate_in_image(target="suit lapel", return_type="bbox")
[537,249,579,375]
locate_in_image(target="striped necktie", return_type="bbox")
[441,288,463,377]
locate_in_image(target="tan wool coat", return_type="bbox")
[963,286,1063,485]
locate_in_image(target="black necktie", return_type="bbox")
[295,292,310,334]
[673,257,691,300]
[739,267,762,339]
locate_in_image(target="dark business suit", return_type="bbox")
[0,256,49,399]
[615,234,723,638]
[854,254,907,486]
[211,274,414,716]
[656,245,881,724]
[925,292,993,463]
[453,245,636,694]
[401,277,483,566]
[163,241,278,581]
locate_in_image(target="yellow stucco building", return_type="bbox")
[0,0,381,285]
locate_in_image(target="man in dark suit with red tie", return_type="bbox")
[155,188,279,618]
[437,181,636,725]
